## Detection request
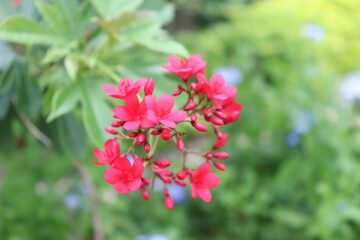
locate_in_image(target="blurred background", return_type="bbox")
[1,0,360,239]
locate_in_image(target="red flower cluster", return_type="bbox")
[94,55,242,208]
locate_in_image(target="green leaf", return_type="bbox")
[90,0,144,20]
[0,59,18,95]
[35,0,72,38]
[64,54,79,80]
[52,113,86,157]
[79,77,113,147]
[41,45,71,64]
[47,83,80,122]
[0,16,68,45]
[135,38,189,57]
[0,90,12,119]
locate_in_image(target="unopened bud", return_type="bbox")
[177,138,185,151]
[190,113,197,122]
[175,180,186,186]
[144,142,150,153]
[208,116,224,125]
[151,129,161,135]
[213,133,229,149]
[142,178,150,185]
[163,188,169,195]
[203,108,211,116]
[214,161,226,171]
[214,111,228,119]
[185,99,197,111]
[154,159,171,168]
[136,133,146,145]
[213,151,229,159]
[129,132,138,138]
[192,122,208,132]
[172,89,182,96]
[164,195,175,209]
[161,130,172,140]
[144,78,154,96]
[176,170,187,180]
[141,188,150,200]
[111,121,123,127]
[155,168,173,176]
[105,127,117,135]
[160,175,172,183]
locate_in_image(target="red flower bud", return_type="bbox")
[164,195,175,209]
[172,89,182,96]
[161,130,172,140]
[155,168,173,176]
[160,175,172,183]
[111,121,123,127]
[213,133,229,149]
[175,180,186,186]
[214,128,224,138]
[144,78,154,96]
[144,142,150,153]
[213,151,229,159]
[136,133,146,145]
[142,178,150,185]
[129,132,138,138]
[141,188,150,200]
[163,188,169,195]
[190,113,197,122]
[177,138,185,151]
[154,159,171,168]
[203,108,211,116]
[151,129,161,135]
[208,116,224,125]
[205,152,213,159]
[214,161,226,171]
[105,127,117,135]
[214,111,228,119]
[192,122,208,132]
[185,99,197,111]
[176,170,187,180]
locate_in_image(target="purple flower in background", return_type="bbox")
[214,66,242,85]
[337,201,348,212]
[135,234,171,240]
[286,131,300,147]
[64,192,81,209]
[340,71,360,101]
[168,183,187,204]
[302,23,324,42]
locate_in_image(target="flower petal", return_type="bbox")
[93,148,107,163]
[201,173,220,188]
[166,110,187,122]
[123,120,141,130]
[168,55,182,68]
[113,106,133,121]
[127,178,142,191]
[160,120,176,128]
[196,188,212,202]
[114,181,129,193]
[157,94,174,114]
[104,169,122,184]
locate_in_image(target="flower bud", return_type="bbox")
[175,180,186,186]
[141,188,150,200]
[154,159,171,168]
[164,195,175,209]
[214,161,226,171]
[176,170,187,180]
[105,127,117,135]
[155,168,173,176]
[111,121,123,127]
[136,133,146,145]
[185,99,197,111]
[172,89,182,96]
[192,122,208,132]
[160,175,172,183]
[203,108,211,116]
[213,151,229,159]
[129,132,138,138]
[190,113,197,122]
[208,116,224,125]
[161,130,172,140]
[163,188,169,195]
[214,111,228,119]
[205,152,213,159]
[213,133,229,149]
[151,129,161,135]
[142,178,150,185]
[190,82,197,90]
[177,138,185,151]
[144,78,154,96]
[144,142,150,153]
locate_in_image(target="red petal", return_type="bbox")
[209,74,225,89]
[131,159,144,177]
[101,85,118,93]
[146,110,158,123]
[127,178,142,191]
[160,120,176,128]
[113,106,133,121]
[93,148,107,163]
[196,188,212,202]
[201,173,220,188]
[114,181,129,193]
[104,139,120,156]
[157,94,174,114]
[166,110,187,122]
[123,120,141,130]
[104,169,122,184]
[168,55,182,68]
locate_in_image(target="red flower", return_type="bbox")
[144,78,155,96]
[93,139,120,165]
[190,162,220,202]
[113,95,155,130]
[221,102,243,124]
[102,77,146,99]
[104,156,144,193]
[145,94,187,128]
[199,73,238,107]
[161,55,206,80]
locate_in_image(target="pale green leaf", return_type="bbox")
[135,38,189,57]
[64,54,79,80]
[0,16,68,45]
[79,78,113,147]
[42,45,71,64]
[90,0,144,20]
[47,83,80,122]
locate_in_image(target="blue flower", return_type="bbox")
[341,71,360,101]
[64,192,81,209]
[302,23,324,42]
[293,110,315,134]
[286,131,300,147]
[167,183,187,204]
[214,66,242,85]
[135,234,171,240]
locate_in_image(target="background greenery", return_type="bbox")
[1,0,360,239]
